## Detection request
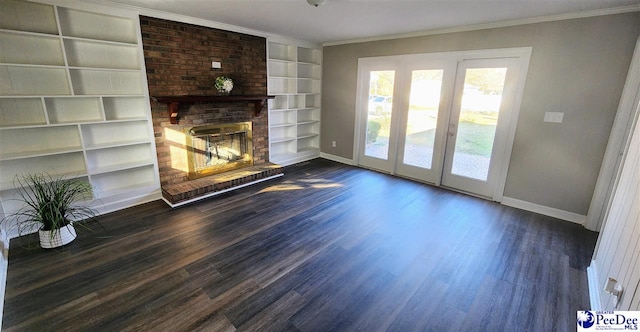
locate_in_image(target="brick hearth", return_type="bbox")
[162,163,283,206]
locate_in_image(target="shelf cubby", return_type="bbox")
[268,42,296,62]
[297,47,321,65]
[268,77,296,95]
[45,97,103,124]
[270,124,297,143]
[297,120,320,139]
[0,31,64,66]
[0,0,58,35]
[81,120,150,149]
[297,79,321,94]
[305,94,321,108]
[270,140,297,161]
[0,152,87,190]
[297,137,320,153]
[102,96,147,120]
[288,95,305,109]
[269,95,288,110]
[91,165,156,198]
[85,143,154,175]
[0,125,82,159]
[270,110,296,126]
[69,69,144,95]
[268,61,296,78]
[297,107,320,123]
[0,98,46,127]
[57,7,138,44]
[0,66,71,95]
[297,63,321,79]
[64,39,140,70]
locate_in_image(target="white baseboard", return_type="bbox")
[320,152,356,165]
[501,196,586,225]
[587,261,602,310]
[272,153,319,167]
[318,158,586,226]
[96,191,163,217]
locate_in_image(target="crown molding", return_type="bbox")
[323,4,640,47]
[69,0,321,48]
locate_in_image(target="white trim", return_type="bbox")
[90,0,321,49]
[94,192,162,217]
[36,0,142,18]
[323,5,640,46]
[272,154,321,167]
[35,0,322,49]
[492,49,532,201]
[586,36,640,232]
[0,230,8,332]
[162,174,284,208]
[587,261,602,311]
[320,152,355,165]
[353,48,531,200]
[501,196,586,225]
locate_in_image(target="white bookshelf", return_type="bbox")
[0,0,160,220]
[267,41,322,165]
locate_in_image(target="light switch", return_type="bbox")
[544,112,564,123]
[211,61,222,69]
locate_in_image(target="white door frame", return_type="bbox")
[353,47,532,201]
[393,56,456,185]
[586,36,640,232]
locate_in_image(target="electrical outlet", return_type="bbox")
[332,141,336,148]
[211,61,221,69]
[544,112,564,123]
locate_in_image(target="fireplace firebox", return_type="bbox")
[185,122,253,179]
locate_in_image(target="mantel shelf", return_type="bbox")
[154,95,275,124]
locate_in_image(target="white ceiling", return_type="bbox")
[104,0,640,44]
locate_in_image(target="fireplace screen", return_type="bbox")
[185,122,253,179]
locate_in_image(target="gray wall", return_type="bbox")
[320,12,640,215]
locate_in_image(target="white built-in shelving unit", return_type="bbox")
[267,39,322,165]
[0,0,160,222]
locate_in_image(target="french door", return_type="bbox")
[355,49,530,200]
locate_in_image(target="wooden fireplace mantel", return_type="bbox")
[154,95,275,124]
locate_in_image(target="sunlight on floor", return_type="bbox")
[258,178,343,193]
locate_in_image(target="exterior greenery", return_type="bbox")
[367,120,381,143]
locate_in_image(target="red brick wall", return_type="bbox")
[140,16,268,186]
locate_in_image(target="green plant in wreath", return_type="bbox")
[2,173,100,248]
[367,120,381,143]
[215,76,234,94]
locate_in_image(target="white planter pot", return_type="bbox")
[39,224,77,249]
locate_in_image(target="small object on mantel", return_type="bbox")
[154,95,275,124]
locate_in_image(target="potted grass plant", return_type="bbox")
[2,173,98,249]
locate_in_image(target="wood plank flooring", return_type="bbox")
[3,158,598,331]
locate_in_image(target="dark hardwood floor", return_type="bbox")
[3,158,598,331]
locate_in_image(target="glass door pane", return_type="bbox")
[364,70,395,160]
[450,67,507,181]
[402,69,443,169]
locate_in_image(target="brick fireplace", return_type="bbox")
[140,16,283,206]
